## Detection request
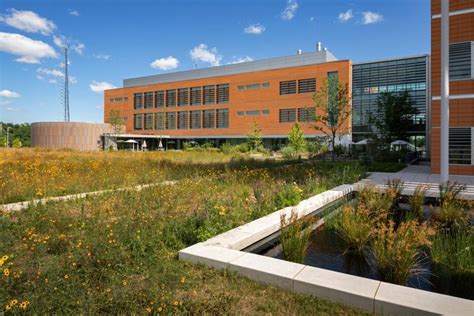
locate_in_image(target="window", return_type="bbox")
[262,110,270,114]
[279,108,296,123]
[144,92,154,109]
[202,110,215,128]
[449,128,472,164]
[262,83,270,88]
[246,84,261,89]
[166,112,176,129]
[238,85,245,90]
[154,112,165,130]
[178,111,188,129]
[246,110,260,116]
[191,87,202,105]
[298,108,316,122]
[134,113,143,130]
[178,88,189,107]
[298,78,316,93]
[155,90,165,108]
[190,110,201,129]
[217,84,229,104]
[203,85,216,104]
[109,97,128,102]
[450,42,472,80]
[134,93,143,109]
[166,89,176,107]
[280,80,296,95]
[237,111,245,116]
[144,113,153,129]
[216,109,229,128]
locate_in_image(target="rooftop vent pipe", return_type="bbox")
[296,49,302,55]
[317,41,322,52]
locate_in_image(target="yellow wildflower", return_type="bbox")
[180,276,186,283]
[64,274,69,279]
[4,304,11,311]
[146,307,152,313]
[3,268,10,277]
[10,299,18,306]
[1,255,8,261]
[19,301,30,309]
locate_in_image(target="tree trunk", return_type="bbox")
[331,131,336,162]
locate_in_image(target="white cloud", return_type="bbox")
[361,11,383,24]
[95,104,104,109]
[37,67,77,84]
[0,100,12,106]
[309,16,315,22]
[4,107,19,111]
[0,89,21,98]
[93,53,110,60]
[281,0,298,20]
[53,35,85,54]
[150,56,179,70]
[338,9,353,22]
[231,56,253,64]
[244,23,265,35]
[37,67,64,78]
[0,32,58,64]
[69,10,79,16]
[190,43,222,67]
[0,9,56,35]
[89,81,116,93]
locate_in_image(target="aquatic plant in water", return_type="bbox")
[280,210,315,263]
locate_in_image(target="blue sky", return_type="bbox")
[0,0,430,124]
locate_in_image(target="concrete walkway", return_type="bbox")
[0,180,178,212]
[355,165,474,200]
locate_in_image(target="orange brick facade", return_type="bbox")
[104,60,351,142]
[430,0,474,175]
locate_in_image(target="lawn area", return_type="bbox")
[0,149,371,314]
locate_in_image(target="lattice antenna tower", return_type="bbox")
[60,47,70,122]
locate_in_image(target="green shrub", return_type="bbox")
[431,227,474,273]
[280,210,315,263]
[281,146,298,160]
[372,220,435,285]
[437,182,469,230]
[331,204,373,254]
[407,186,427,220]
[274,184,303,209]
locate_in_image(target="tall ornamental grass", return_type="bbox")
[280,211,315,263]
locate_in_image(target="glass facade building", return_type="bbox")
[352,55,430,151]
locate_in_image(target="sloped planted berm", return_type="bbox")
[255,182,474,300]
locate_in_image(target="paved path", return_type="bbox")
[0,180,178,212]
[355,165,474,200]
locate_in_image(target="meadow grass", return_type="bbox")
[0,149,369,314]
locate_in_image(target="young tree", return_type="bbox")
[12,138,22,148]
[247,122,262,151]
[288,122,306,152]
[312,76,351,161]
[370,91,418,144]
[108,109,125,134]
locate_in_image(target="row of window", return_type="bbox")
[280,78,316,95]
[449,127,472,165]
[134,84,230,109]
[354,82,427,95]
[237,110,270,116]
[134,109,229,130]
[238,83,270,90]
[109,97,128,102]
[279,108,316,123]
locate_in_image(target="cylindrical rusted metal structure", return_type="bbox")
[31,122,114,151]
